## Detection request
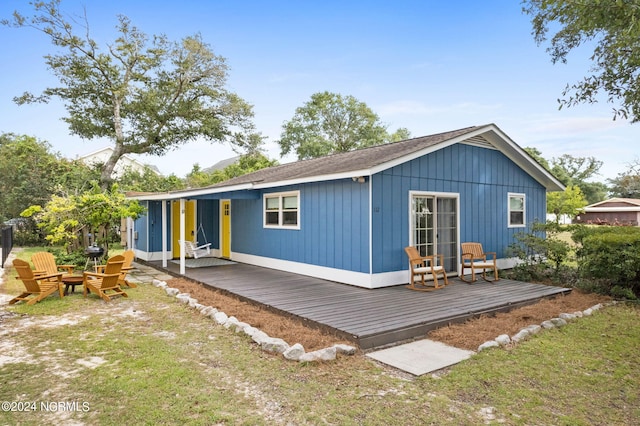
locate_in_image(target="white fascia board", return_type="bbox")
[252,169,372,189]
[584,207,640,212]
[472,125,565,192]
[127,183,254,201]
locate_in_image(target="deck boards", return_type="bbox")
[149,260,570,349]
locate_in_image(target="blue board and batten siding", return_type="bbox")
[132,140,549,287]
[371,143,547,274]
[231,180,370,273]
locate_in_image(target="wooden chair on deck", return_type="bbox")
[83,255,127,302]
[95,250,137,288]
[460,242,499,283]
[404,246,449,291]
[10,259,64,305]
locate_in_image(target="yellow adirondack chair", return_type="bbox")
[94,250,137,288]
[10,259,64,305]
[83,255,127,302]
[31,252,75,281]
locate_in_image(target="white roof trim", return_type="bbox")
[584,207,640,212]
[128,183,255,201]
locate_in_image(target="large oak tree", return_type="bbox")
[3,0,259,188]
[523,0,640,122]
[278,91,410,160]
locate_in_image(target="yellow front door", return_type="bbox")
[172,200,196,258]
[221,200,231,258]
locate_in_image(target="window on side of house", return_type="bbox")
[508,193,525,227]
[263,191,300,229]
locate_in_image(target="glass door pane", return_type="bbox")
[412,196,434,257]
[436,197,457,272]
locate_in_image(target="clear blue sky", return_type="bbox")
[0,0,636,181]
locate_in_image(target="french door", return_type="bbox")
[410,192,459,274]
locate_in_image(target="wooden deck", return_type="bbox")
[148,260,571,349]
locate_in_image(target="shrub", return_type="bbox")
[507,221,575,284]
[572,225,640,298]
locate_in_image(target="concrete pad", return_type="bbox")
[366,339,475,376]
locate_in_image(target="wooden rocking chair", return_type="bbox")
[83,255,127,302]
[460,242,499,283]
[404,246,449,291]
[10,259,64,305]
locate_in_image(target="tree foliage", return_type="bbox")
[547,184,588,223]
[608,158,640,198]
[523,0,640,122]
[0,133,99,222]
[184,153,278,188]
[21,183,144,254]
[278,91,410,160]
[525,147,607,205]
[3,0,260,188]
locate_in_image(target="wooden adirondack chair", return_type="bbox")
[94,250,137,288]
[404,246,448,291]
[83,255,127,302]
[460,242,499,283]
[31,251,75,281]
[10,259,64,305]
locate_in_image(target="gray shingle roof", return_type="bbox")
[210,125,481,188]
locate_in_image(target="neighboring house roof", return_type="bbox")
[129,123,565,201]
[79,147,161,176]
[203,156,241,173]
[583,198,640,212]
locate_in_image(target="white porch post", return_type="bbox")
[161,200,167,268]
[179,198,186,275]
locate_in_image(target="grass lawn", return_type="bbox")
[1,248,638,425]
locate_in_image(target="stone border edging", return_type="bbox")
[152,279,357,362]
[477,302,615,352]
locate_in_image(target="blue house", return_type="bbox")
[128,124,564,288]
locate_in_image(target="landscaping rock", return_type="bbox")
[525,324,542,335]
[251,329,270,345]
[550,317,568,327]
[478,340,500,351]
[283,343,305,361]
[559,313,577,321]
[495,334,511,346]
[583,308,593,316]
[261,337,290,354]
[511,329,531,343]
[200,306,214,316]
[213,311,228,325]
[541,320,555,329]
[224,316,239,329]
[165,287,180,296]
[333,344,357,355]
[152,279,167,288]
[299,346,337,362]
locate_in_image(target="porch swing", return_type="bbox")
[179,223,212,259]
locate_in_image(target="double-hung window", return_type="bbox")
[264,191,300,229]
[508,193,525,227]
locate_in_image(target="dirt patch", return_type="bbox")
[167,278,611,352]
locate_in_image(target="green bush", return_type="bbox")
[507,221,575,284]
[572,225,640,298]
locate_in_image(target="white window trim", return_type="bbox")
[263,190,301,230]
[508,192,526,228]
